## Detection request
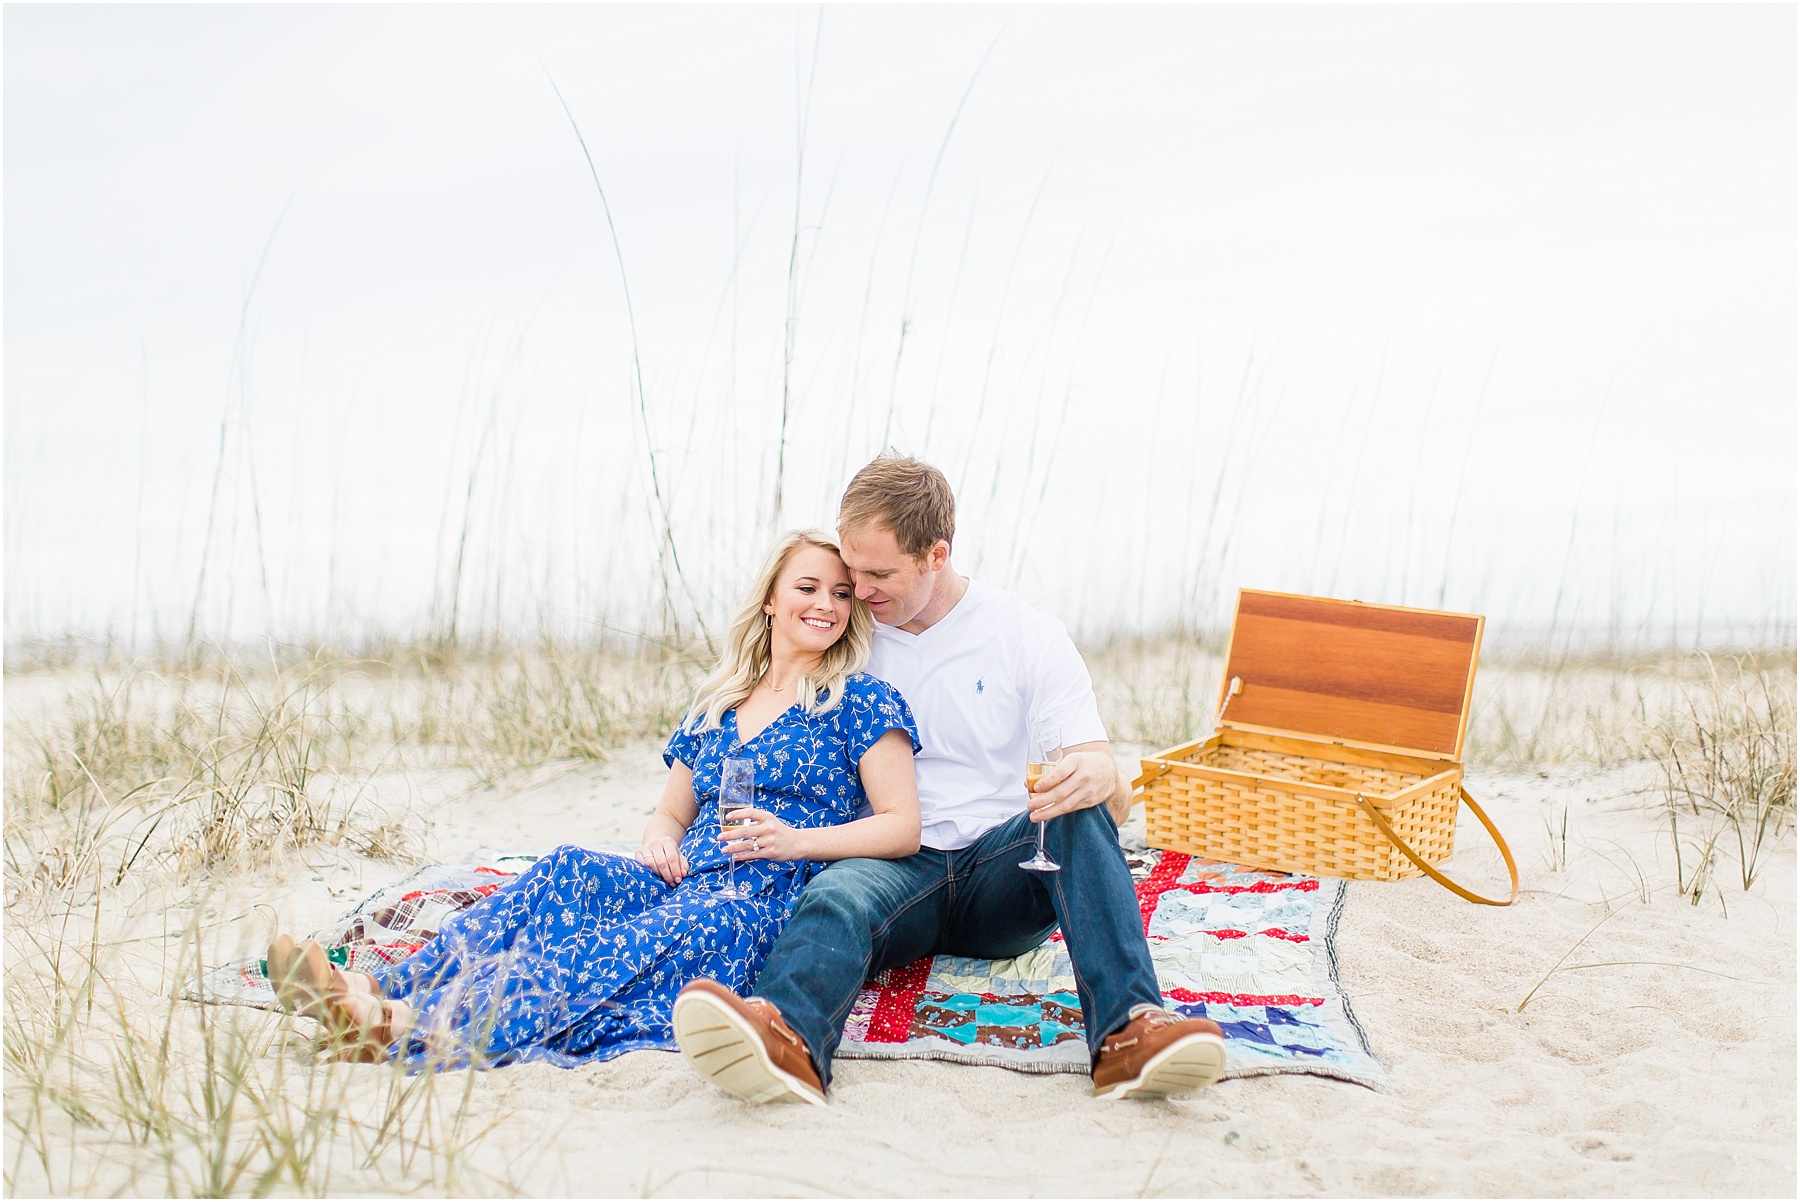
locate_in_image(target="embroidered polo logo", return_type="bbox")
[976,678,985,694]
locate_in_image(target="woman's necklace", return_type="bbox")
[759,673,797,697]
[760,654,820,698]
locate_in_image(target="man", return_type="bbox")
[671,455,1225,1104]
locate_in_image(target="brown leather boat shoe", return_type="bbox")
[671,979,827,1107]
[1091,1007,1227,1100]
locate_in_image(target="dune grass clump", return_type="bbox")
[391,639,703,784]
[3,660,414,904]
[1648,655,1796,900]
[3,881,518,1195]
[4,639,713,902]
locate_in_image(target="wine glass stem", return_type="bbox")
[724,816,737,895]
[1036,818,1048,857]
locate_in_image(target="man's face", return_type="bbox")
[837,523,939,628]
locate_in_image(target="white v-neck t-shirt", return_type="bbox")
[866,578,1108,851]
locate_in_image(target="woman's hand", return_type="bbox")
[721,808,812,862]
[635,835,689,885]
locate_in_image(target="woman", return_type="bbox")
[266,529,920,1068]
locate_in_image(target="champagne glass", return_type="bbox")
[1019,725,1063,872]
[715,757,755,900]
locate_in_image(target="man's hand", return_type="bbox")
[1028,744,1131,824]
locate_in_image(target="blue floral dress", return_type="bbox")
[370,672,918,1070]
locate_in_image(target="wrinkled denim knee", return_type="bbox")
[751,854,947,1086]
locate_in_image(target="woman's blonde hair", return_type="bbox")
[681,529,874,733]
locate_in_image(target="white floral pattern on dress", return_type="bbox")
[372,673,917,1070]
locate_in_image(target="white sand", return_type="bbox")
[10,741,1794,1196]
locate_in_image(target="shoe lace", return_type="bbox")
[745,999,802,1047]
[1104,1009,1179,1054]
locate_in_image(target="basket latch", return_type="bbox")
[1215,675,1243,730]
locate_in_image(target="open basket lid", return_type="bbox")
[1216,589,1485,761]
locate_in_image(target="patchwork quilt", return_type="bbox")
[835,845,1385,1089]
[189,843,1385,1090]
[187,851,546,1008]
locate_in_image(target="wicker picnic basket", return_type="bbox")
[1133,590,1518,905]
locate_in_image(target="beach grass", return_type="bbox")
[4,636,1793,1194]
[3,885,519,1195]
[1647,654,1795,899]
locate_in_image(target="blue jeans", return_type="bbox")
[751,803,1163,1089]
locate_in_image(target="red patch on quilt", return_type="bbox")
[394,882,506,904]
[1136,851,1192,931]
[1165,988,1324,1007]
[862,957,933,1042]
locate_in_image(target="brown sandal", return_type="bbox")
[321,986,409,1063]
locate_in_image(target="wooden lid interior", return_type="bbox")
[1219,590,1484,759]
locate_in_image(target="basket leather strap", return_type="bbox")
[1130,764,1170,792]
[1352,785,1520,906]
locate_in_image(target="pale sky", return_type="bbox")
[5,4,1794,649]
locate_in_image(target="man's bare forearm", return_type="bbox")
[1107,758,1134,825]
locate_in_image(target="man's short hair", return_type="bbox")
[838,454,956,560]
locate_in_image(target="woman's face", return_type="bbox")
[763,544,855,657]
